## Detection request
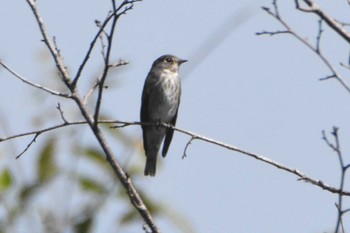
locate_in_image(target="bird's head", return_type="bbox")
[152,54,187,73]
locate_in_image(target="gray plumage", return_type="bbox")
[140,55,187,176]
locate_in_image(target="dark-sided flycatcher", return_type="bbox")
[140,55,187,176]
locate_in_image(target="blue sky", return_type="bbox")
[1,0,350,232]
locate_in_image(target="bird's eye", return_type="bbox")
[165,57,173,63]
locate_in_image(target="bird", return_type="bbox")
[140,54,187,176]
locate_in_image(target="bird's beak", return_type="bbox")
[179,59,188,65]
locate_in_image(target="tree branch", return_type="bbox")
[24,1,159,232]
[258,1,350,94]
[26,0,72,88]
[322,127,350,233]
[71,96,160,233]
[4,119,348,196]
[0,60,71,98]
[295,0,350,44]
[72,0,139,87]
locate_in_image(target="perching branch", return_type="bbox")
[4,118,347,196]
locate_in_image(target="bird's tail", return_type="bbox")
[144,154,157,176]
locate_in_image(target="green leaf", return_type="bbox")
[74,217,92,233]
[19,183,39,202]
[78,177,105,194]
[81,148,108,168]
[0,168,12,192]
[119,209,138,225]
[37,139,57,183]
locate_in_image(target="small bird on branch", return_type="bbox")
[140,55,187,176]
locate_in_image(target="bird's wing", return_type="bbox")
[140,81,150,151]
[161,103,179,158]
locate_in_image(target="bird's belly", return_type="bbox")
[148,86,178,121]
[148,73,180,122]
[158,102,177,121]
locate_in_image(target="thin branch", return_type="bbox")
[335,19,350,27]
[322,127,349,233]
[2,118,350,197]
[340,62,350,71]
[0,60,71,98]
[96,19,108,62]
[16,133,40,159]
[0,122,74,142]
[56,103,68,123]
[93,0,129,127]
[319,74,337,81]
[115,121,350,196]
[316,19,323,53]
[259,1,350,94]
[167,123,350,196]
[26,0,72,88]
[295,0,350,44]
[72,0,139,87]
[82,59,129,105]
[109,59,129,68]
[182,136,197,159]
[343,208,350,214]
[255,30,290,36]
[83,77,102,105]
[348,47,350,68]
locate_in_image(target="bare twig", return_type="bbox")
[335,19,350,27]
[72,0,139,87]
[96,18,108,62]
[295,0,350,44]
[340,62,350,71]
[322,127,350,233]
[0,121,80,142]
[348,47,350,68]
[26,0,72,88]
[16,133,40,159]
[0,60,71,98]
[182,136,197,159]
[2,116,350,198]
[316,19,323,53]
[83,77,102,105]
[93,0,128,127]
[109,59,129,68]
[115,121,350,196]
[56,103,68,123]
[255,30,290,36]
[319,74,336,81]
[259,1,350,94]
[83,59,129,105]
